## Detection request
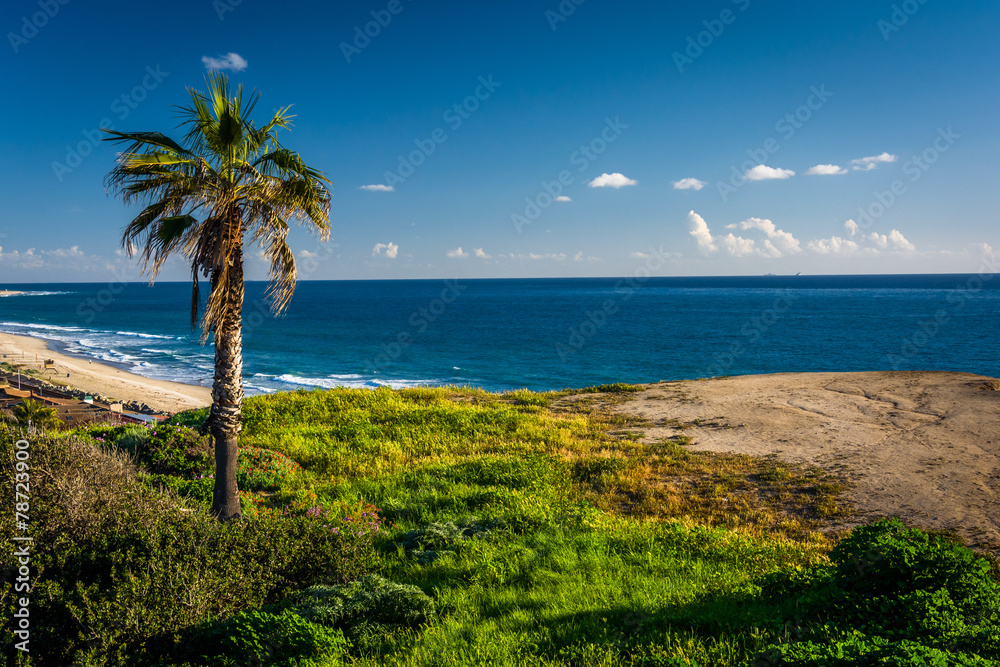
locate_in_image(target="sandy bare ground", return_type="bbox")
[609,371,1000,549]
[0,332,211,413]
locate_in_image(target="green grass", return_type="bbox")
[171,386,835,664]
[9,384,999,666]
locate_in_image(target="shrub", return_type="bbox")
[165,406,210,429]
[0,434,380,666]
[756,519,1000,665]
[127,423,213,477]
[580,383,643,394]
[238,446,302,491]
[398,517,505,564]
[293,574,437,650]
[196,608,350,666]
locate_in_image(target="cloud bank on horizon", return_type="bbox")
[687,211,918,260]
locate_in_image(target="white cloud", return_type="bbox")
[687,211,717,254]
[807,236,860,255]
[807,225,914,255]
[587,172,637,189]
[688,213,801,258]
[473,248,490,259]
[554,195,572,202]
[202,52,248,72]
[805,164,848,176]
[46,245,85,258]
[888,229,915,251]
[672,178,707,191]
[851,152,897,171]
[0,245,108,272]
[372,242,398,259]
[719,234,759,257]
[359,184,394,192]
[725,218,801,256]
[528,252,567,261]
[300,250,317,259]
[866,232,889,249]
[446,247,469,258]
[743,165,795,181]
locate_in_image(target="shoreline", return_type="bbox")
[0,331,211,413]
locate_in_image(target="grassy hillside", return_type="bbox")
[3,385,998,666]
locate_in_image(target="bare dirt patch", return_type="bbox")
[597,371,1000,551]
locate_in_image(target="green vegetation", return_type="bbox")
[11,398,60,429]
[3,384,998,666]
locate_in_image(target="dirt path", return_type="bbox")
[607,371,1000,549]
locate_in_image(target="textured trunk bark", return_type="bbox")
[210,235,245,522]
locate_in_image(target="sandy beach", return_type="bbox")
[604,371,1000,549]
[0,331,211,413]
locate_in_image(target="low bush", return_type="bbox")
[294,575,437,651]
[238,445,302,491]
[398,517,506,564]
[0,433,381,666]
[756,519,1000,665]
[192,608,351,666]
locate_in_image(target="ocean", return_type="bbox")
[1,275,998,394]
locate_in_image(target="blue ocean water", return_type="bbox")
[1,275,998,394]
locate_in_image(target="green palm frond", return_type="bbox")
[103,73,332,342]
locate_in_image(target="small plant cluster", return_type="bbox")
[755,518,1000,665]
[398,517,506,564]
[293,575,438,653]
[187,608,351,666]
[283,499,384,534]
[239,445,302,491]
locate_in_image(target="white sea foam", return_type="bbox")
[115,330,176,340]
[0,321,86,333]
[0,291,71,297]
[273,373,432,390]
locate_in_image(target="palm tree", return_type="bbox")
[103,73,332,521]
[12,399,60,430]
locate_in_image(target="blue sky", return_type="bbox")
[1,0,997,282]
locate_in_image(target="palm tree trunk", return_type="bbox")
[210,239,245,522]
